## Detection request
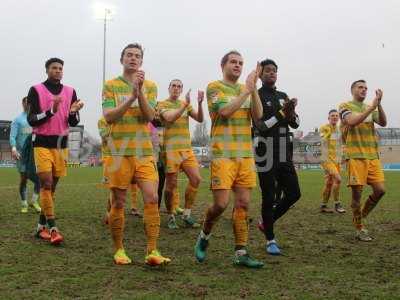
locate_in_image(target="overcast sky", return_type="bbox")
[1,0,399,138]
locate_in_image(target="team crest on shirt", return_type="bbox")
[266,101,272,107]
[102,176,109,185]
[211,176,221,186]
[349,175,358,185]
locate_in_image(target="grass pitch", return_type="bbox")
[0,167,399,299]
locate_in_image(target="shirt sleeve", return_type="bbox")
[207,82,227,119]
[102,82,116,109]
[319,125,331,140]
[9,118,18,148]
[27,87,54,127]
[339,102,351,120]
[145,82,158,109]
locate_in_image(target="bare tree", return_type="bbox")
[192,121,209,147]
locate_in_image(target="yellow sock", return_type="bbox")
[232,207,248,247]
[184,184,198,209]
[130,183,138,210]
[351,199,363,230]
[109,206,125,251]
[40,189,54,219]
[172,188,180,211]
[144,203,160,253]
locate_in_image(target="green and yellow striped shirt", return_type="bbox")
[157,99,193,152]
[339,100,379,160]
[102,76,157,156]
[319,124,342,163]
[207,80,252,158]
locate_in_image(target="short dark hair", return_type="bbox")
[328,109,338,115]
[45,58,64,69]
[120,43,144,62]
[260,59,278,71]
[169,79,183,88]
[351,79,366,90]
[22,97,27,103]
[221,50,242,67]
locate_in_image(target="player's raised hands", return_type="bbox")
[136,70,145,89]
[185,89,192,107]
[371,89,383,109]
[197,90,204,104]
[245,63,260,93]
[70,100,84,113]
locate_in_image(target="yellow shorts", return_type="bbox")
[210,158,256,190]
[103,156,158,189]
[165,150,199,174]
[34,147,68,177]
[321,162,341,176]
[347,158,384,186]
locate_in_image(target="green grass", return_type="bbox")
[0,167,399,299]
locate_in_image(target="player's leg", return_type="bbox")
[157,160,165,209]
[109,187,130,264]
[19,172,28,213]
[320,172,334,213]
[47,149,66,245]
[181,162,202,228]
[361,159,385,219]
[331,168,345,213]
[130,183,142,217]
[232,187,263,268]
[362,182,385,218]
[195,189,230,263]
[350,186,372,241]
[136,156,170,266]
[172,186,182,215]
[347,159,371,241]
[273,162,301,221]
[33,147,59,243]
[28,175,41,213]
[105,156,132,264]
[164,172,179,229]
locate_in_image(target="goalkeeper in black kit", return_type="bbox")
[252,59,301,255]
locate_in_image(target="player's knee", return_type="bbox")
[190,175,201,188]
[214,202,227,215]
[165,181,177,192]
[41,179,53,190]
[292,189,301,201]
[234,201,249,211]
[375,187,386,199]
[20,176,28,185]
[151,193,159,205]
